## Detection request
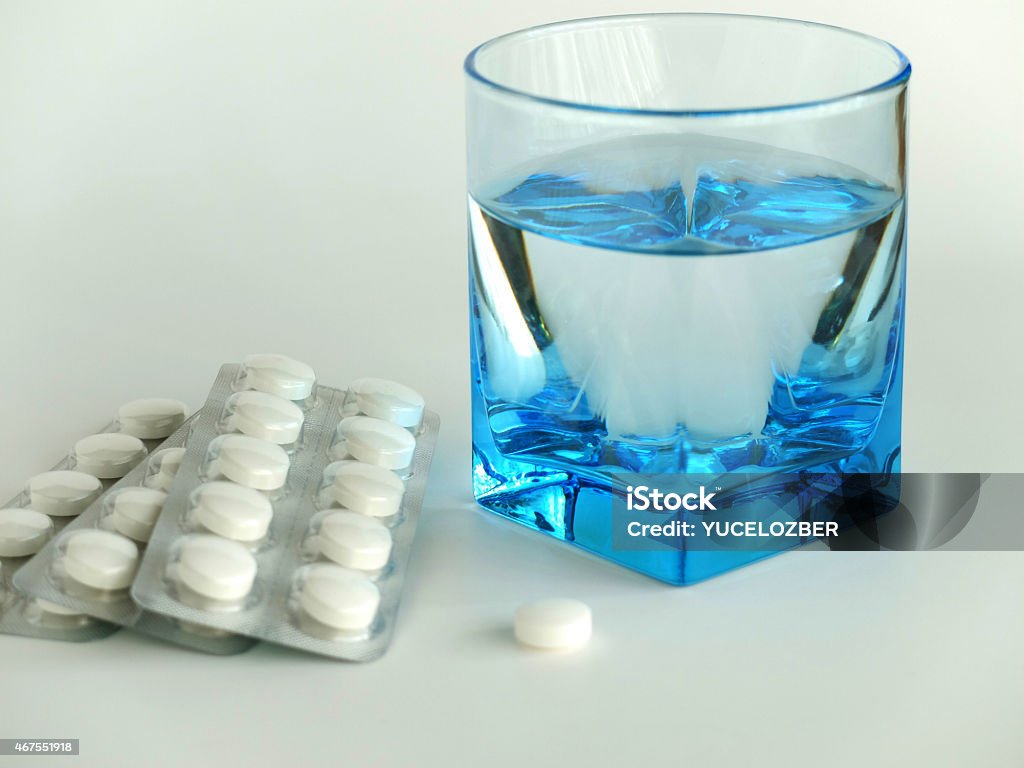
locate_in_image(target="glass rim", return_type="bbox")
[464,12,911,118]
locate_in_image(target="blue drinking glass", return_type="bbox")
[465,14,910,584]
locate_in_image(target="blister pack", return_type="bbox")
[132,355,439,661]
[0,399,188,641]
[13,416,256,655]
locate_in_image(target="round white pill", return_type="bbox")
[318,511,392,570]
[327,462,405,518]
[28,470,103,517]
[63,530,139,590]
[242,353,316,401]
[191,482,273,542]
[109,487,167,542]
[34,598,87,617]
[177,535,258,601]
[333,416,416,470]
[145,447,187,491]
[514,599,592,651]
[73,433,147,479]
[299,564,380,631]
[346,378,424,428]
[0,508,54,557]
[117,398,189,439]
[225,391,304,444]
[210,435,289,491]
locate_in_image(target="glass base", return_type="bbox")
[472,363,903,586]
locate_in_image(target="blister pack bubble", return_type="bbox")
[0,399,188,641]
[131,357,438,661]
[13,416,257,655]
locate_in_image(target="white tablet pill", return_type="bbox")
[117,398,188,439]
[332,416,416,470]
[73,433,147,479]
[299,564,380,631]
[514,599,592,651]
[28,470,103,517]
[327,462,405,518]
[345,378,424,428]
[191,482,273,542]
[209,435,289,491]
[34,598,87,617]
[177,535,257,601]
[63,529,139,590]
[109,487,167,542]
[145,447,187,491]
[242,353,316,401]
[224,391,304,444]
[318,511,392,570]
[0,508,53,557]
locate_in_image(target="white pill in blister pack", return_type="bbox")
[298,564,380,632]
[0,400,197,646]
[117,398,189,439]
[332,416,416,470]
[318,511,392,571]
[191,482,273,542]
[0,508,54,558]
[177,535,258,601]
[224,391,304,445]
[63,530,139,591]
[242,354,316,401]
[208,435,289,491]
[34,598,87,618]
[126,360,439,660]
[28,471,103,517]
[145,447,187,491]
[514,599,592,651]
[73,433,147,479]
[345,378,424,428]
[108,487,167,543]
[325,461,405,518]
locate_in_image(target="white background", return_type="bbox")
[1,1,1022,766]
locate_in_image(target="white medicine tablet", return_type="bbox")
[319,511,392,570]
[0,508,54,557]
[109,487,167,542]
[514,599,592,651]
[177,535,258,601]
[225,391,304,444]
[73,433,147,479]
[333,416,416,470]
[28,470,103,517]
[209,435,289,491]
[34,598,87,617]
[63,529,139,591]
[327,462,405,518]
[145,447,187,491]
[191,482,273,542]
[117,398,189,439]
[346,378,425,428]
[242,353,316,401]
[299,564,380,631]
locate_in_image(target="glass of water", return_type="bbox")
[466,14,910,584]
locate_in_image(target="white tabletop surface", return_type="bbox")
[1,1,1022,766]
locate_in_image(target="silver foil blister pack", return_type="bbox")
[0,399,188,641]
[132,358,438,661]
[12,416,256,655]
